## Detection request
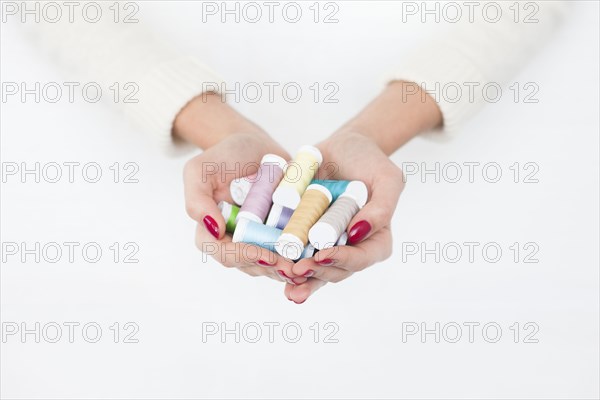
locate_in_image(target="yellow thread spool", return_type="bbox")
[272,145,322,209]
[275,184,332,260]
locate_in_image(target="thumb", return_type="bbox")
[183,159,226,240]
[347,169,404,245]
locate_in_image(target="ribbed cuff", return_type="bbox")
[122,56,225,154]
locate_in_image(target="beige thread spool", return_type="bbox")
[275,184,332,260]
[308,181,368,250]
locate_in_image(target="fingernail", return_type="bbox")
[317,259,334,266]
[293,299,306,304]
[257,259,274,267]
[277,270,294,284]
[203,215,219,239]
[292,277,306,285]
[303,270,315,277]
[348,220,371,245]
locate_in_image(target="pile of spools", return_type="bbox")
[218,145,368,261]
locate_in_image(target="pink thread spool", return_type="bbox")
[237,154,287,223]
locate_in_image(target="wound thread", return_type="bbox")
[272,145,322,209]
[232,218,282,253]
[237,154,286,223]
[275,184,332,260]
[308,181,368,250]
[265,204,294,230]
[218,201,239,233]
[311,179,350,202]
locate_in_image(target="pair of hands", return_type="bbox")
[177,82,442,303]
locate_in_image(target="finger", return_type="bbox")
[291,257,353,283]
[285,279,328,304]
[184,158,227,239]
[195,224,295,271]
[316,228,393,271]
[347,165,404,245]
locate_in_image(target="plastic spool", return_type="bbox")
[265,204,294,230]
[237,154,286,223]
[229,173,257,206]
[272,145,322,210]
[275,184,332,260]
[337,232,349,246]
[308,181,368,250]
[311,179,350,202]
[299,243,315,260]
[218,201,239,233]
[232,218,282,253]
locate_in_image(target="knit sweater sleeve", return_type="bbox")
[19,3,224,149]
[389,1,569,135]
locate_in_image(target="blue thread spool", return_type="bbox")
[232,218,282,253]
[311,180,350,202]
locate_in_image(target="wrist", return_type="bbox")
[334,81,442,155]
[173,92,265,149]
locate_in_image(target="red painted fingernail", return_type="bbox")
[257,259,274,267]
[303,270,314,277]
[348,220,371,245]
[203,215,219,239]
[317,259,334,266]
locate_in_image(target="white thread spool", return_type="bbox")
[308,181,368,250]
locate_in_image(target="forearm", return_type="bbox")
[173,93,266,149]
[331,81,442,155]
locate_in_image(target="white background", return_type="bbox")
[1,1,599,399]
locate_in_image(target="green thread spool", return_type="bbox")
[218,201,239,233]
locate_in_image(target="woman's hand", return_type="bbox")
[177,93,304,284]
[286,81,443,303]
[286,133,403,302]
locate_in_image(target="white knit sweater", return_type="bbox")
[20,1,568,146]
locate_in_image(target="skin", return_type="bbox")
[177,82,443,302]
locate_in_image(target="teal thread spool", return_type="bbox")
[218,201,239,233]
[232,218,282,253]
[311,180,350,202]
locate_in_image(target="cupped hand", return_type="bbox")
[177,94,306,284]
[286,132,405,303]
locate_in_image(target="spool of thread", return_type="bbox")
[272,145,322,209]
[299,243,315,260]
[308,181,368,250]
[337,232,348,246]
[311,179,350,202]
[237,154,287,223]
[218,201,239,233]
[275,184,332,260]
[229,173,257,205]
[265,204,294,230]
[232,218,282,253]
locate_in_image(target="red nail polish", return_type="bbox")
[203,215,219,239]
[317,259,334,266]
[257,259,274,267]
[348,220,371,245]
[303,270,314,278]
